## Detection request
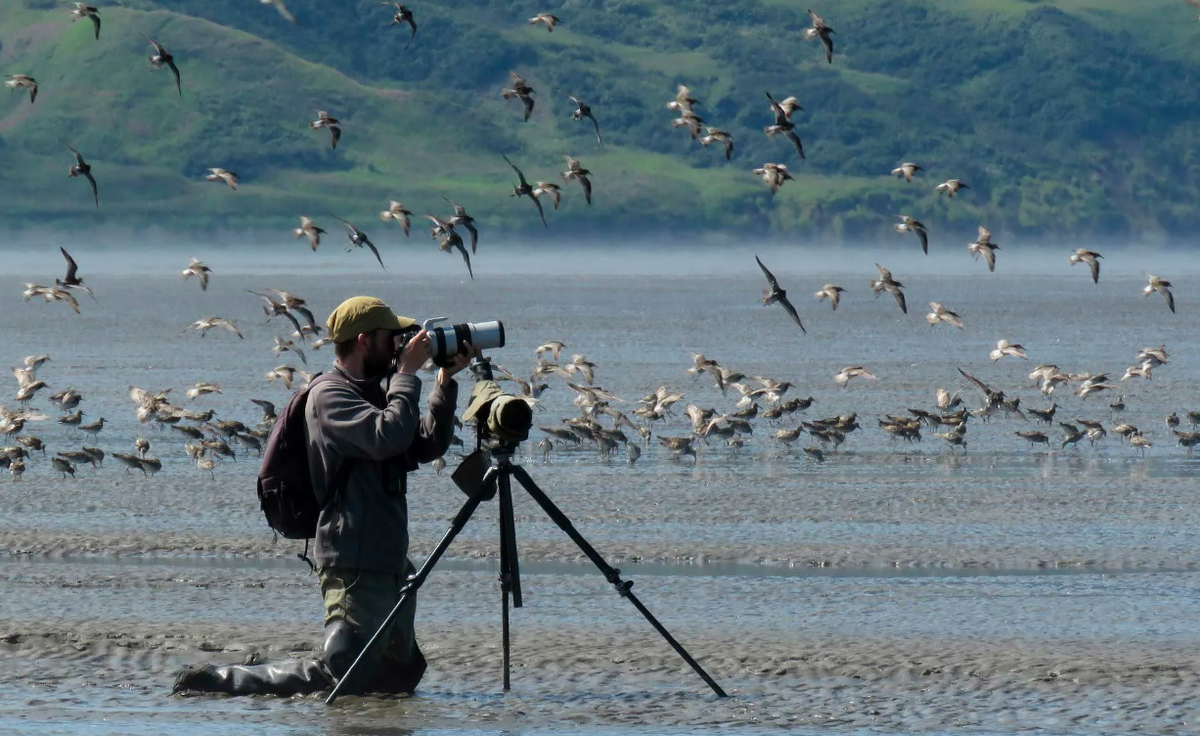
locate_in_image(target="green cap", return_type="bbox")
[326,296,416,342]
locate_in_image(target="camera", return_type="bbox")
[428,321,506,366]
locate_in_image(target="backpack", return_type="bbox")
[256,372,357,545]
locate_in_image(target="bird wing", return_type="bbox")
[776,295,806,334]
[60,247,79,282]
[329,126,341,149]
[1161,286,1176,313]
[1089,258,1100,283]
[579,175,592,204]
[64,142,84,165]
[281,309,303,338]
[166,58,181,96]
[875,262,893,281]
[462,221,479,254]
[590,113,602,145]
[957,367,993,397]
[521,95,535,122]
[983,246,996,272]
[755,255,781,291]
[889,285,908,314]
[90,13,101,38]
[764,92,787,126]
[454,241,474,280]
[364,238,386,271]
[83,170,98,207]
[329,213,356,232]
[820,32,834,63]
[502,154,529,187]
[405,18,417,47]
[915,227,928,255]
[784,130,806,159]
[530,191,547,227]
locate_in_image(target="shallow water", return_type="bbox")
[2,244,1200,734]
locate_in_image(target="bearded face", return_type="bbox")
[361,329,395,380]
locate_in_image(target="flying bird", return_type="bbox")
[383,2,416,47]
[501,71,536,122]
[205,168,238,190]
[813,284,846,311]
[310,110,342,149]
[754,163,793,195]
[926,302,964,330]
[186,317,243,339]
[141,33,181,96]
[967,226,999,272]
[181,258,211,291]
[379,201,413,236]
[764,92,805,160]
[293,216,326,250]
[989,339,1028,361]
[330,214,385,270]
[56,247,95,300]
[895,215,929,254]
[503,154,547,227]
[555,87,602,145]
[869,263,907,314]
[561,155,593,204]
[1143,274,1175,313]
[426,218,474,280]
[755,256,805,333]
[5,74,37,104]
[533,182,562,210]
[804,9,835,63]
[68,4,101,39]
[892,162,922,182]
[1068,249,1103,283]
[64,143,98,208]
[443,197,479,253]
[699,127,734,160]
[529,13,560,31]
[835,366,878,387]
[936,179,970,198]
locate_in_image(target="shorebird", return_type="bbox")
[936,388,962,411]
[1015,431,1050,448]
[1143,274,1175,313]
[989,339,1027,361]
[699,127,735,160]
[658,436,696,460]
[205,168,238,190]
[869,263,907,314]
[834,366,878,387]
[273,336,308,365]
[502,71,536,122]
[23,283,80,314]
[68,4,101,38]
[533,182,562,210]
[425,217,473,280]
[383,2,416,47]
[379,202,413,236]
[668,84,699,112]
[895,215,929,254]
[561,156,593,205]
[56,247,95,300]
[51,457,76,479]
[958,368,1004,412]
[1130,433,1152,456]
[310,110,342,149]
[755,256,805,333]
[330,214,385,270]
[926,302,964,329]
[536,341,566,361]
[293,216,326,250]
[1027,404,1057,425]
[141,33,181,96]
[804,9,835,63]
[1176,430,1200,457]
[78,416,105,437]
[1137,345,1170,367]
[135,436,151,459]
[968,226,999,272]
[503,154,547,227]
[113,452,147,475]
[443,197,479,253]
[186,316,243,339]
[5,74,37,104]
[671,109,706,139]
[891,162,922,182]
[813,284,846,311]
[936,179,970,198]
[754,163,793,195]
[262,0,296,23]
[64,143,98,208]
[187,382,222,401]
[1068,249,1103,283]
[529,12,560,31]
[764,92,805,159]
[181,258,211,291]
[555,87,602,144]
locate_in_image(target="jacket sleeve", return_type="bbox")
[312,374,427,462]
[408,378,460,464]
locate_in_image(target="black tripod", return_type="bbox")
[326,443,728,703]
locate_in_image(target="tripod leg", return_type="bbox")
[509,465,728,698]
[326,467,499,705]
[498,472,513,691]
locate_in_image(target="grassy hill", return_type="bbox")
[1,0,1199,242]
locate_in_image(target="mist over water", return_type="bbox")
[2,239,1200,735]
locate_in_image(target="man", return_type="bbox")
[174,296,469,697]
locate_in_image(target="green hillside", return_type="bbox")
[1,0,1199,241]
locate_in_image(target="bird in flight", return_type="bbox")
[64,143,98,208]
[56,247,95,301]
[555,87,602,145]
[502,71,536,122]
[330,215,385,270]
[895,215,929,254]
[5,74,37,104]
[310,110,342,149]
[804,9,835,63]
[68,4,101,39]
[1143,274,1175,313]
[141,33,181,96]
[755,256,805,333]
[528,13,560,32]
[503,154,547,227]
[383,3,417,47]
[1068,249,1102,283]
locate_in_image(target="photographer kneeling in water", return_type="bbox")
[174,296,470,697]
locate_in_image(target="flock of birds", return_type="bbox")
[3,3,1198,481]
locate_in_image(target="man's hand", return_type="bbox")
[438,342,478,387]
[397,330,431,376]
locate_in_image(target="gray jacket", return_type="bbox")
[305,366,458,573]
